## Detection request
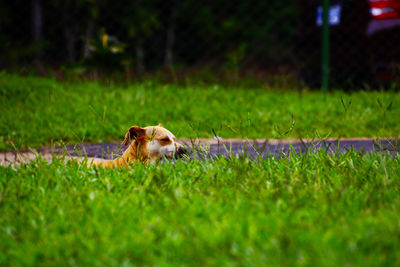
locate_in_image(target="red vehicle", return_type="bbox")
[368,0,400,83]
[369,0,400,20]
[298,0,400,88]
[367,0,400,36]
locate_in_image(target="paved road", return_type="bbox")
[32,138,400,160]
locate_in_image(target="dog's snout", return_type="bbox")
[175,143,188,158]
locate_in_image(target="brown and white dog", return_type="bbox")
[86,124,185,168]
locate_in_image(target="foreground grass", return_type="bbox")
[1,151,400,266]
[1,72,400,151]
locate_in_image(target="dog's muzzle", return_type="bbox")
[175,144,188,159]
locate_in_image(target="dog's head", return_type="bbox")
[123,124,185,162]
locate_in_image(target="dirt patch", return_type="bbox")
[0,152,88,167]
[1,137,398,167]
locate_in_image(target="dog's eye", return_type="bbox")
[160,137,170,142]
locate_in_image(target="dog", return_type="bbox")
[86,124,185,168]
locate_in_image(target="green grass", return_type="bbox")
[1,151,400,266]
[2,72,400,266]
[1,71,400,151]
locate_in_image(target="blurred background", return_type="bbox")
[1,0,400,88]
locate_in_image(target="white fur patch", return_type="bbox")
[146,128,178,160]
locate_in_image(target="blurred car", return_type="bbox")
[297,0,400,88]
[368,0,400,20]
[367,0,400,84]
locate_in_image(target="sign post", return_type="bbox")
[322,0,330,91]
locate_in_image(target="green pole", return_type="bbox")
[322,0,330,91]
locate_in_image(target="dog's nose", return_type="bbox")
[175,143,188,158]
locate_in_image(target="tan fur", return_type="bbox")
[86,125,181,169]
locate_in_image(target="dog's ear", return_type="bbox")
[123,126,146,145]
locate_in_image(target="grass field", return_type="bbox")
[1,72,399,151]
[1,151,400,266]
[1,73,400,266]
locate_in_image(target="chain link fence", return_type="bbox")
[1,0,400,88]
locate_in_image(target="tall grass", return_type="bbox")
[1,151,400,266]
[1,72,399,151]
